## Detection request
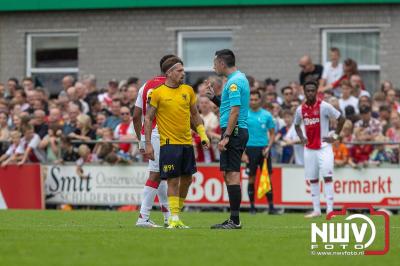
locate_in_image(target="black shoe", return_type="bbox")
[268,208,283,215]
[249,208,257,215]
[210,219,242,229]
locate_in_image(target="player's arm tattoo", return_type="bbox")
[144,105,156,143]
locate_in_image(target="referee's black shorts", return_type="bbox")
[245,146,272,176]
[159,144,197,179]
[220,127,249,172]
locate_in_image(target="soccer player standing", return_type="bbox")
[209,49,250,229]
[133,54,176,228]
[242,90,277,214]
[144,57,209,229]
[294,81,345,218]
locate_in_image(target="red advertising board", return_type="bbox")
[188,165,400,209]
[185,165,281,207]
[0,164,44,209]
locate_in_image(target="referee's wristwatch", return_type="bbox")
[223,133,231,140]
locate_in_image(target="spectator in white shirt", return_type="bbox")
[339,80,359,116]
[320,47,343,95]
[17,124,46,165]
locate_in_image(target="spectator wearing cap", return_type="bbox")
[339,80,359,116]
[298,55,323,86]
[280,86,294,111]
[104,98,122,130]
[354,105,383,141]
[99,79,119,108]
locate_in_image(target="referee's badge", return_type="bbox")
[229,84,238,91]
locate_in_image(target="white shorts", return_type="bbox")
[304,145,334,180]
[148,132,160,172]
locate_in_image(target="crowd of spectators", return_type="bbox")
[1,47,400,171]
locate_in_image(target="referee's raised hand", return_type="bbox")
[204,80,215,100]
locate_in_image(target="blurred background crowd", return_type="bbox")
[1,47,400,170]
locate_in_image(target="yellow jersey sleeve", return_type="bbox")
[149,88,159,109]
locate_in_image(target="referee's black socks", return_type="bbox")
[266,191,274,211]
[227,185,241,225]
[247,183,255,209]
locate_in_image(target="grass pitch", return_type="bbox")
[0,210,398,266]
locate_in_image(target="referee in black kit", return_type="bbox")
[205,49,250,229]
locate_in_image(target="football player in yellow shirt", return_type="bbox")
[144,56,209,229]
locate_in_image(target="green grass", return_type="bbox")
[0,210,398,266]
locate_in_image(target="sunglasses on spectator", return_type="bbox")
[284,92,293,95]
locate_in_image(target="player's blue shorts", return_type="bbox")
[159,144,197,179]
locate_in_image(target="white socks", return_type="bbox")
[157,180,170,221]
[139,180,159,220]
[310,181,321,214]
[324,180,334,214]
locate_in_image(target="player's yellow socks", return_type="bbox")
[168,196,180,216]
[179,197,185,210]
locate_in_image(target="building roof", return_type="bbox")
[0,0,399,12]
